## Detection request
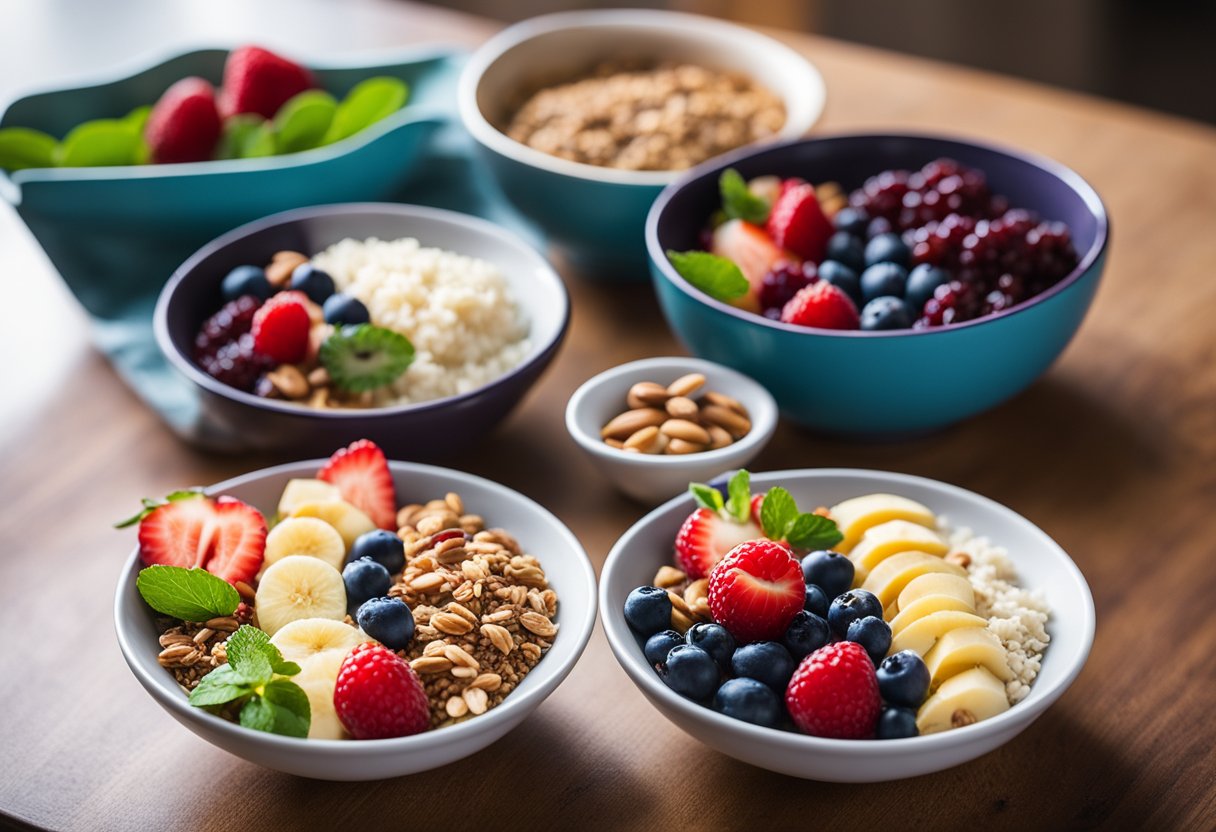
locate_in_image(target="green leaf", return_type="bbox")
[114,489,206,528]
[0,127,58,171]
[124,105,152,135]
[720,168,770,224]
[187,665,253,707]
[272,90,337,154]
[215,114,266,160]
[239,679,310,738]
[785,512,844,550]
[689,482,724,513]
[666,250,749,302]
[135,565,240,622]
[242,122,277,158]
[324,76,409,145]
[724,470,752,523]
[55,119,140,167]
[224,625,275,683]
[759,487,797,540]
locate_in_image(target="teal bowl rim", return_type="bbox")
[645,131,1110,339]
[0,43,462,189]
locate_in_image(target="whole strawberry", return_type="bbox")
[766,179,832,262]
[707,538,805,643]
[785,641,882,739]
[145,77,222,164]
[780,281,860,330]
[251,290,311,363]
[333,643,429,739]
[219,46,315,119]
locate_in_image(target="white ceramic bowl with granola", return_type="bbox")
[599,469,1094,782]
[114,451,597,781]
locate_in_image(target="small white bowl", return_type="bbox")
[600,469,1095,782]
[565,357,778,504]
[114,459,597,781]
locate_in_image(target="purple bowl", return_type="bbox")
[155,203,569,459]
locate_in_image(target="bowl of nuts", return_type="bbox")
[457,9,824,278]
[565,356,778,504]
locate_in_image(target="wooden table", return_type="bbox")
[2,2,1214,829]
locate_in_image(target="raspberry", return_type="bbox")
[785,641,882,739]
[758,260,816,314]
[193,294,262,362]
[779,281,860,330]
[200,333,274,392]
[251,290,311,363]
[333,643,430,739]
[708,539,805,643]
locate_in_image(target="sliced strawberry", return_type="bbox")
[711,219,792,313]
[137,494,216,569]
[780,281,860,330]
[674,507,764,580]
[205,496,267,586]
[767,181,832,263]
[318,439,397,529]
[707,539,806,643]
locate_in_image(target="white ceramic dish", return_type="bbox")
[565,357,778,504]
[114,460,598,781]
[599,469,1094,782]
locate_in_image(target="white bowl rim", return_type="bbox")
[564,355,778,468]
[600,467,1095,753]
[114,458,599,754]
[457,8,826,187]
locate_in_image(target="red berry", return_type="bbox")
[219,46,315,120]
[333,643,430,740]
[780,281,860,330]
[200,333,276,392]
[758,260,816,314]
[205,496,268,586]
[137,493,266,586]
[785,641,882,739]
[193,295,262,362]
[145,77,222,164]
[707,539,805,643]
[318,439,398,530]
[674,507,764,580]
[251,291,310,363]
[750,493,765,528]
[766,181,832,262]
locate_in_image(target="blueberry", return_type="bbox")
[624,586,672,637]
[864,232,910,267]
[876,706,919,739]
[712,678,784,728]
[860,262,908,303]
[846,615,893,664]
[289,263,335,304]
[825,232,865,272]
[833,206,869,237]
[876,650,931,708]
[783,610,831,660]
[221,265,273,301]
[905,264,951,312]
[730,641,795,692]
[866,216,893,239]
[860,296,914,331]
[661,644,720,701]
[644,629,685,667]
[800,550,854,599]
[356,596,415,650]
[686,622,736,672]
[803,584,829,618]
[342,556,392,613]
[322,293,370,326]
[827,589,883,637]
[348,529,405,574]
[818,260,862,307]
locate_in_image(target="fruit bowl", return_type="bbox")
[645,133,1109,435]
[114,458,597,781]
[458,9,823,278]
[599,468,1094,782]
[154,202,568,456]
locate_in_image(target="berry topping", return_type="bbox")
[846,615,893,665]
[800,550,854,598]
[333,642,429,739]
[355,596,415,651]
[342,557,392,613]
[707,539,806,643]
[825,231,865,272]
[660,644,720,702]
[219,45,316,120]
[204,495,270,586]
[860,296,915,331]
[832,206,869,237]
[318,439,398,530]
[905,263,951,312]
[859,262,909,303]
[347,528,405,573]
[712,678,783,728]
[863,232,911,268]
[685,622,737,673]
[766,180,832,262]
[731,641,796,692]
[319,324,414,393]
[251,290,311,364]
[876,706,919,739]
[193,295,262,363]
[624,586,672,637]
[783,609,831,660]
[876,650,931,708]
[289,263,336,305]
[322,293,371,326]
[785,641,882,739]
[710,218,788,311]
[136,492,266,586]
[644,629,685,668]
[758,260,817,314]
[779,281,860,330]
[199,332,276,392]
[676,472,764,579]
[145,77,221,164]
[817,260,863,308]
[802,584,830,618]
[221,265,273,302]
[827,589,884,637]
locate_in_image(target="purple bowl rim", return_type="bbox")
[644,130,1110,339]
[153,201,570,420]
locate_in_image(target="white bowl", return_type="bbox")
[599,469,1095,782]
[565,357,778,504]
[114,460,598,781]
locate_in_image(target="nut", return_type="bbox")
[666,372,706,398]
[601,408,667,440]
[683,578,709,605]
[701,404,751,438]
[654,565,687,588]
[951,708,978,728]
[707,425,733,450]
[659,419,711,444]
[266,251,308,286]
[704,390,749,417]
[667,437,707,455]
[627,381,670,408]
[664,396,699,420]
[267,365,309,400]
[599,376,748,455]
[946,552,972,569]
[623,425,662,453]
[519,611,557,638]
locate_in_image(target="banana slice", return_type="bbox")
[829,494,937,554]
[848,520,949,583]
[888,610,988,657]
[863,551,967,608]
[897,573,975,612]
[270,617,367,664]
[295,649,351,740]
[291,500,377,552]
[889,594,975,634]
[278,478,342,517]
[916,666,1010,735]
[923,627,1013,690]
[255,555,347,636]
[264,517,346,571]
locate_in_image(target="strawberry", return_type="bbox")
[707,539,805,643]
[675,508,763,580]
[785,641,882,739]
[135,493,266,586]
[767,180,833,262]
[318,439,397,530]
[251,290,310,363]
[204,496,268,586]
[219,46,315,120]
[145,77,221,164]
[711,219,791,313]
[780,281,860,330]
[333,643,429,739]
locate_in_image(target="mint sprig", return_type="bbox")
[720,168,771,225]
[689,470,752,524]
[759,486,844,550]
[136,565,240,622]
[666,250,749,302]
[114,489,206,528]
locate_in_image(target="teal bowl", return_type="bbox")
[646,134,1109,436]
[0,46,456,317]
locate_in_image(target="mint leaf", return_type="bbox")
[239,679,310,738]
[0,127,57,172]
[225,625,274,683]
[666,250,749,302]
[55,119,140,167]
[187,665,253,707]
[759,487,797,540]
[242,122,277,158]
[689,482,725,513]
[720,168,770,224]
[136,565,240,622]
[273,90,337,154]
[216,114,266,160]
[114,489,205,528]
[724,470,751,523]
[124,105,152,135]
[785,513,844,550]
[325,76,409,144]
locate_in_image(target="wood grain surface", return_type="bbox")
[1,2,1214,830]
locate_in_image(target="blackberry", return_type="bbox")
[193,295,262,362]
[200,333,275,392]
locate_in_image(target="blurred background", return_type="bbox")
[434,0,1216,124]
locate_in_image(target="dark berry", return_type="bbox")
[730,641,795,692]
[876,706,919,739]
[864,232,910,268]
[193,295,262,362]
[825,232,865,272]
[289,263,335,304]
[200,332,275,392]
[876,650,930,708]
[355,596,415,650]
[342,557,392,613]
[347,529,405,573]
[644,629,685,667]
[905,263,951,311]
[686,622,737,672]
[758,260,816,313]
[322,293,371,326]
[221,265,273,301]
[866,216,893,239]
[624,586,672,637]
[860,296,914,331]
[803,584,829,618]
[712,678,784,728]
[846,615,892,664]
[817,260,862,307]
[783,610,831,659]
[860,262,908,303]
[833,206,869,237]
[661,644,720,701]
[800,550,854,598]
[828,589,883,637]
